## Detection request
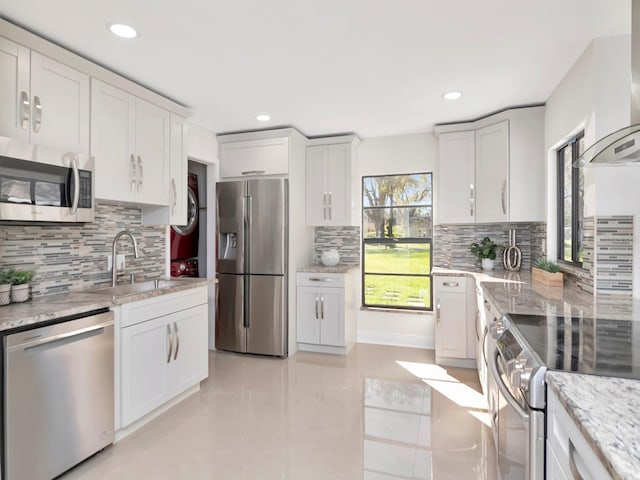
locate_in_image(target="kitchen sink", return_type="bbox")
[84,279,186,298]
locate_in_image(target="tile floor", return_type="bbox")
[63,344,497,479]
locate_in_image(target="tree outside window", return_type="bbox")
[362,173,432,310]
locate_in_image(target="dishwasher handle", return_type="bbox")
[21,322,111,353]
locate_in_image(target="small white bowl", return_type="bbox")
[320,250,340,266]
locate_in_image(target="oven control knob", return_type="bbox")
[179,263,187,272]
[511,366,532,391]
[490,321,506,339]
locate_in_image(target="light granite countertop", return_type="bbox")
[546,372,640,480]
[433,266,640,479]
[298,264,359,274]
[0,277,211,332]
[432,266,640,320]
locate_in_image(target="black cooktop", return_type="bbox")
[507,313,640,380]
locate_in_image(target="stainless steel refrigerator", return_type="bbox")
[215,178,288,357]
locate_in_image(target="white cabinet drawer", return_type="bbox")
[434,276,467,293]
[121,286,208,327]
[297,272,345,288]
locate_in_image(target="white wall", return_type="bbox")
[356,133,438,348]
[545,34,640,298]
[186,123,219,349]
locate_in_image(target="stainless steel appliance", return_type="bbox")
[487,314,546,480]
[487,311,640,480]
[3,308,114,480]
[0,136,94,223]
[216,178,288,357]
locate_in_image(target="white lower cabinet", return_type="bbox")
[118,287,208,429]
[546,387,611,480]
[296,271,356,354]
[434,275,476,367]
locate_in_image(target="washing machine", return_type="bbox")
[170,173,199,277]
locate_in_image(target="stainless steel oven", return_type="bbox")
[0,136,94,223]
[488,315,546,480]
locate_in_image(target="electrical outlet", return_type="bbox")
[107,254,126,272]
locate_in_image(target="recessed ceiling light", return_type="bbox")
[256,114,271,122]
[442,91,462,100]
[108,23,137,39]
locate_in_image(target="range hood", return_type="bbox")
[580,0,640,165]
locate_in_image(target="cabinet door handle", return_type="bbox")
[20,91,30,129]
[569,439,586,480]
[315,295,319,320]
[241,170,266,176]
[130,154,136,193]
[320,294,325,320]
[469,184,474,217]
[137,156,143,193]
[32,95,42,133]
[436,299,441,326]
[328,192,332,220]
[501,179,507,215]
[166,324,173,364]
[173,322,180,361]
[309,277,332,282]
[323,192,327,221]
[442,282,459,287]
[171,178,177,212]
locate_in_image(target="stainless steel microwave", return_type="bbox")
[0,136,94,223]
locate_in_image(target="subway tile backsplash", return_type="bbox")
[0,202,166,297]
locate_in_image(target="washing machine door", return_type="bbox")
[172,188,198,235]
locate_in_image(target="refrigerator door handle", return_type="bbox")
[243,275,250,328]
[243,195,251,272]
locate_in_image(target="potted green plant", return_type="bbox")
[8,269,35,303]
[0,269,11,306]
[532,258,563,287]
[470,237,501,271]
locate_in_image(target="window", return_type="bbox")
[557,132,585,265]
[362,173,432,310]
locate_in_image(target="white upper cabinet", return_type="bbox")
[475,121,509,223]
[91,79,169,206]
[305,136,358,226]
[219,136,289,178]
[438,131,475,224]
[0,37,89,153]
[169,114,188,225]
[436,106,545,225]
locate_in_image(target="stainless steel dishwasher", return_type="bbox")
[4,309,114,480]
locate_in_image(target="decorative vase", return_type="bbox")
[10,284,29,303]
[320,249,340,266]
[503,229,522,271]
[0,284,10,306]
[481,258,495,271]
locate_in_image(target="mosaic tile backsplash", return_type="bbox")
[313,226,360,265]
[0,202,166,297]
[433,222,546,271]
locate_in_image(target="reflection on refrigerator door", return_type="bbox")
[246,275,286,356]
[215,273,245,353]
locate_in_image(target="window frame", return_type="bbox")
[361,172,433,312]
[556,131,584,266]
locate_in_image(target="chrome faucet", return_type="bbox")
[111,230,140,286]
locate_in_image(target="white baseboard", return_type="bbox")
[357,331,434,349]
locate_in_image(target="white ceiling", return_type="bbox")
[1,0,631,138]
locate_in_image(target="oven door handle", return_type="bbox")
[489,350,529,421]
